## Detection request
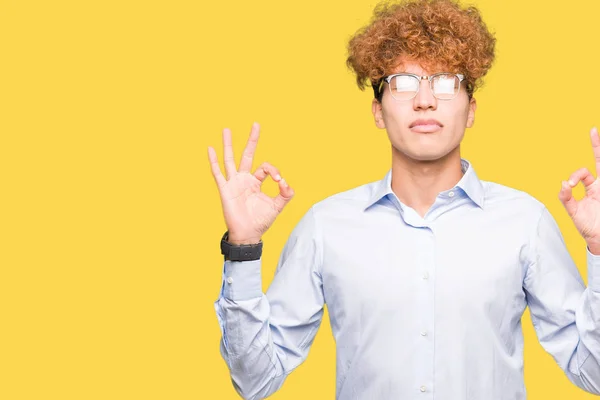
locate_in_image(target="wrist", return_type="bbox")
[221,231,263,261]
[228,237,262,245]
[227,231,262,245]
[586,236,600,255]
[589,244,600,256]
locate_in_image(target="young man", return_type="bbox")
[208,0,600,398]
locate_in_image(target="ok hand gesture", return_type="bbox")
[208,123,295,245]
[559,127,600,254]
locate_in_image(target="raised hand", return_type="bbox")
[208,122,295,245]
[559,127,600,254]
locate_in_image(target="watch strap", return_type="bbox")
[220,231,262,261]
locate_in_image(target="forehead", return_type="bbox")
[391,58,450,76]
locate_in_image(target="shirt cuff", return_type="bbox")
[587,247,600,292]
[220,259,263,301]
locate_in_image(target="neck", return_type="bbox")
[390,146,464,217]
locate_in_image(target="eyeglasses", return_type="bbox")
[377,73,466,101]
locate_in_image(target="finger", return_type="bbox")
[567,167,597,191]
[273,177,295,212]
[254,162,282,184]
[207,146,227,189]
[222,128,237,179]
[559,180,578,217]
[591,127,600,175]
[239,122,260,173]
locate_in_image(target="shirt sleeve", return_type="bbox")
[213,206,325,400]
[523,205,600,394]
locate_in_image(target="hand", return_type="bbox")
[208,122,295,245]
[559,127,600,254]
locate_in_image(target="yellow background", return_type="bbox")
[1,0,600,398]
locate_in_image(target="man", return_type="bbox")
[207,0,600,398]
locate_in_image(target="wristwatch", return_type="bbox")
[220,231,263,261]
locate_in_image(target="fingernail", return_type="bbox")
[568,180,575,187]
[280,178,288,187]
[275,174,281,181]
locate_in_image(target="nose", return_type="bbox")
[413,78,437,111]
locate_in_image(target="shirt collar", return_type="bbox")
[363,158,485,211]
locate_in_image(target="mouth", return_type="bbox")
[409,119,443,133]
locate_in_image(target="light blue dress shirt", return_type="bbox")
[214,159,600,400]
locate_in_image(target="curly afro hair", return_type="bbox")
[346,0,496,101]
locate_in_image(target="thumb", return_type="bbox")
[559,180,578,217]
[273,178,295,212]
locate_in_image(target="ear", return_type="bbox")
[466,97,477,128]
[372,98,386,129]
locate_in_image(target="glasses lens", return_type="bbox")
[390,75,419,100]
[432,74,460,99]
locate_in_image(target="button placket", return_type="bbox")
[417,227,435,396]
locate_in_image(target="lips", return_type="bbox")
[409,118,443,133]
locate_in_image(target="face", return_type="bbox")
[371,61,477,162]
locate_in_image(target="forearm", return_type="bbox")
[560,288,600,395]
[214,259,321,400]
[215,294,287,400]
[568,249,600,394]
[213,259,284,399]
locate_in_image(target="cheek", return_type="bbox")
[445,104,471,131]
[452,113,469,129]
[382,104,410,126]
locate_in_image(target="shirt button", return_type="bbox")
[226,276,234,284]
[422,271,429,280]
[420,385,427,392]
[420,330,428,336]
[448,191,455,198]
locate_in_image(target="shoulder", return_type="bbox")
[481,179,547,219]
[310,179,380,216]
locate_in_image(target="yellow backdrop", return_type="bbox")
[2,0,600,399]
